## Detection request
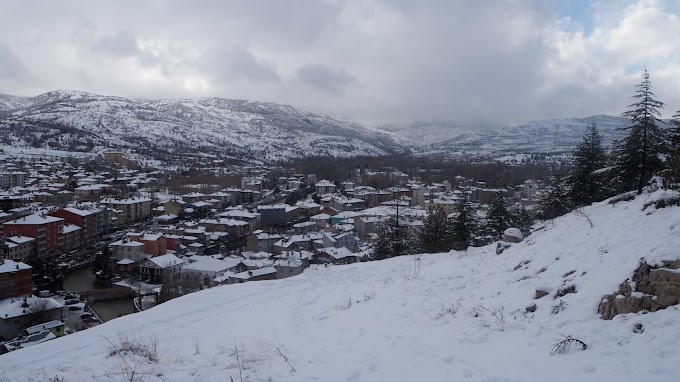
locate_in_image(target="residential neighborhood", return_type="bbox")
[0,149,552,353]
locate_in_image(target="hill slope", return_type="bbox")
[0,90,407,163]
[1,190,679,381]
[0,94,26,110]
[382,115,634,157]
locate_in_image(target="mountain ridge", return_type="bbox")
[0,90,408,163]
[0,90,666,163]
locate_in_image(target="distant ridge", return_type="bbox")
[0,90,408,163]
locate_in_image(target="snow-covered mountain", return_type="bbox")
[0,94,26,110]
[383,115,634,157]
[0,90,408,163]
[2,189,679,381]
[0,89,667,163]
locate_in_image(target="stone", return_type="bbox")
[525,303,537,313]
[598,260,680,320]
[535,289,549,299]
[502,227,523,243]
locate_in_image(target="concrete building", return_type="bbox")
[100,197,152,224]
[0,260,32,299]
[0,172,27,189]
[2,214,65,258]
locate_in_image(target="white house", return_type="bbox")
[138,254,183,283]
[182,256,242,287]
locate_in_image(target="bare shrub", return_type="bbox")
[364,292,376,302]
[401,255,422,281]
[192,337,200,355]
[106,332,159,363]
[432,303,460,321]
[276,346,296,374]
[574,207,594,228]
[478,305,506,331]
[103,332,167,382]
[551,300,567,314]
[335,298,352,310]
[550,335,587,355]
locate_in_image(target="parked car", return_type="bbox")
[68,305,82,311]
[64,299,79,305]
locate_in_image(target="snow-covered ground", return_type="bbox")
[1,190,679,381]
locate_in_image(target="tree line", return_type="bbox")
[370,68,680,259]
[541,69,680,220]
[371,193,534,259]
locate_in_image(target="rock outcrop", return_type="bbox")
[502,228,523,243]
[598,260,680,320]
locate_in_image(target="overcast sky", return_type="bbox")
[1,0,679,125]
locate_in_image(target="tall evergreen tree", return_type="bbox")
[664,111,680,189]
[538,175,571,220]
[372,205,416,260]
[614,69,667,194]
[508,204,534,237]
[418,206,455,253]
[452,196,476,251]
[484,191,512,241]
[567,123,610,205]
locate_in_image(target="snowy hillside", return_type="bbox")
[0,90,407,163]
[383,115,635,158]
[379,120,505,147]
[0,94,26,111]
[2,190,679,382]
[1,89,657,163]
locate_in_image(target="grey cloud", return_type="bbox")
[92,31,159,67]
[0,42,26,79]
[202,46,280,84]
[297,63,354,94]
[94,31,139,56]
[0,1,678,125]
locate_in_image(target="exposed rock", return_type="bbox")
[502,228,523,243]
[633,323,644,333]
[525,303,537,313]
[598,260,680,320]
[513,260,531,271]
[562,270,576,278]
[555,284,577,298]
[496,241,511,255]
[535,289,549,299]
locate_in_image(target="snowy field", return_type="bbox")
[1,190,679,381]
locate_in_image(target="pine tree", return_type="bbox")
[484,191,512,241]
[538,175,571,220]
[418,206,455,253]
[508,204,534,237]
[614,69,667,194]
[567,123,610,205]
[664,111,680,188]
[451,196,476,251]
[372,214,416,260]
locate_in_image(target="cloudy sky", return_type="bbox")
[1,0,679,125]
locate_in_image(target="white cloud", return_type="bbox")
[0,0,679,124]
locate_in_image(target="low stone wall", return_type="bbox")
[598,260,680,320]
[80,288,136,303]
